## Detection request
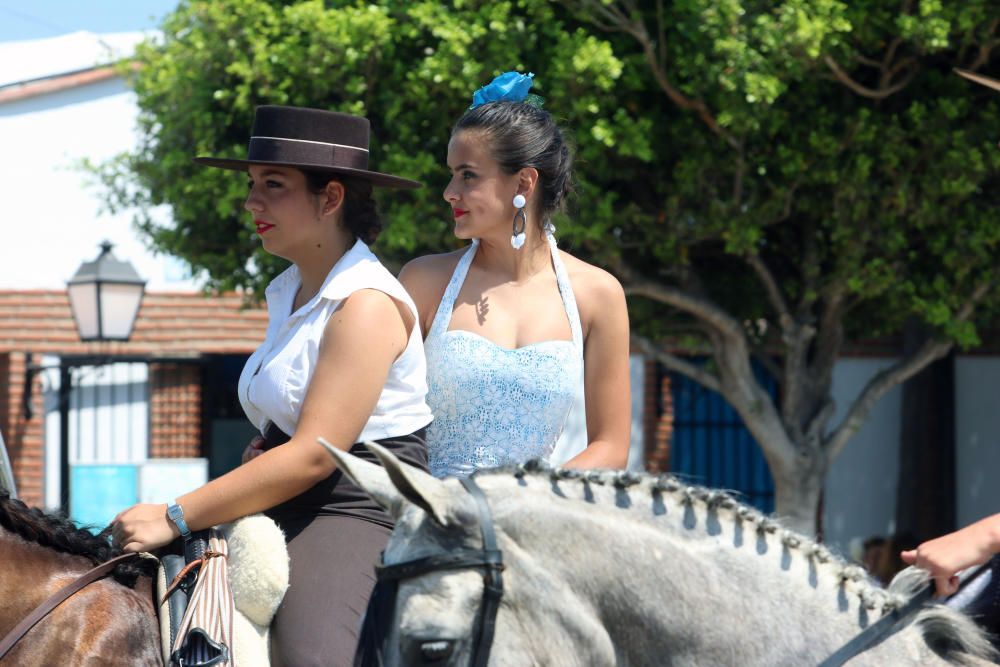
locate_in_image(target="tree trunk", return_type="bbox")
[771,450,826,537]
[895,320,956,546]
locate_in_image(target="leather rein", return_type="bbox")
[375,475,504,667]
[0,552,140,660]
[818,560,993,667]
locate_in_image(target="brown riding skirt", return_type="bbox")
[261,426,428,667]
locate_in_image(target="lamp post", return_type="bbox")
[67,240,146,341]
[57,242,146,510]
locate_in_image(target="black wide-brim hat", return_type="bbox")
[194,105,421,189]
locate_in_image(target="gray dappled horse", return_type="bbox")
[326,442,998,667]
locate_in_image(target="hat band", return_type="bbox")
[247,136,369,170]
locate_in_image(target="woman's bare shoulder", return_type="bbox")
[399,250,465,292]
[558,250,626,302]
[558,250,629,346]
[398,250,467,325]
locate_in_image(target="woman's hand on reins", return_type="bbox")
[111,503,180,553]
[901,514,1000,597]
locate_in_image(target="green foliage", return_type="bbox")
[99,0,999,353]
[97,0,649,292]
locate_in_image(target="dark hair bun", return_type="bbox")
[454,102,573,224]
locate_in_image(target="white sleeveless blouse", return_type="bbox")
[239,240,433,442]
[425,231,584,478]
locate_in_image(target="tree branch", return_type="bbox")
[966,19,1000,71]
[565,0,740,149]
[824,55,916,99]
[751,346,782,385]
[630,334,722,394]
[745,253,793,328]
[824,337,953,462]
[825,279,994,462]
[810,286,847,380]
[615,261,745,339]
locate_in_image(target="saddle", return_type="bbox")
[155,515,290,667]
[158,530,231,666]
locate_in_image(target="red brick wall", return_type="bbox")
[646,368,674,474]
[0,290,266,507]
[1,351,46,505]
[150,363,203,459]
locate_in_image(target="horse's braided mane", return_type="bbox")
[478,461,899,610]
[0,492,155,587]
[475,461,997,663]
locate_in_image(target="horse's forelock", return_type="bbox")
[0,495,154,587]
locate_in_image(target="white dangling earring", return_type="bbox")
[511,194,527,249]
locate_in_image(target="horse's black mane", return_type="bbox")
[0,492,155,587]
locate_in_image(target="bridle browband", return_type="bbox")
[375,475,504,667]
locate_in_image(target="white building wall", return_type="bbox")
[955,356,1000,527]
[550,354,646,471]
[823,357,903,558]
[0,33,198,291]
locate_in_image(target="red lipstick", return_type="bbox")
[453,208,468,219]
[255,220,275,234]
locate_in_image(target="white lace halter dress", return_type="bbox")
[425,231,584,478]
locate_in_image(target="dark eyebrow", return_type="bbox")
[449,163,477,171]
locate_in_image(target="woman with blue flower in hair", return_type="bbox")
[400,71,632,477]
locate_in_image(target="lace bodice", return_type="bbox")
[425,232,584,478]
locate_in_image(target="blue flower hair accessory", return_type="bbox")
[470,71,545,109]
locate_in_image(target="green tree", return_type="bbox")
[561,0,1000,534]
[97,0,641,289]
[98,0,1000,535]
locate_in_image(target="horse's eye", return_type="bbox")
[419,639,454,662]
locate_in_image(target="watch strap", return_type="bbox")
[166,502,191,539]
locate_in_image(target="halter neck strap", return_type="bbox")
[427,231,583,353]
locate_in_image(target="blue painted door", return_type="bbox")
[666,363,776,513]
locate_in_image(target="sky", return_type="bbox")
[0,0,178,42]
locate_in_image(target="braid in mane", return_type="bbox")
[496,460,905,614]
[0,494,155,587]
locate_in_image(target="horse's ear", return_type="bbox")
[318,438,403,517]
[364,441,456,528]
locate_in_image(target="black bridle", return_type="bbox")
[370,475,504,667]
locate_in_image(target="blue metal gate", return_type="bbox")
[666,363,776,513]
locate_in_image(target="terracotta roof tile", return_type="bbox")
[0,289,266,355]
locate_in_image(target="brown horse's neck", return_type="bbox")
[0,526,162,666]
[0,528,98,628]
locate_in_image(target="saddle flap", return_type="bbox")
[158,531,212,664]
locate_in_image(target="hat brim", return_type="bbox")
[955,68,1000,93]
[193,157,422,189]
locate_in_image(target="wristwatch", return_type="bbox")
[166,501,191,540]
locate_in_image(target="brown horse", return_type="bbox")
[0,493,162,666]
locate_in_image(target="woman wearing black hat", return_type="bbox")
[112,105,433,665]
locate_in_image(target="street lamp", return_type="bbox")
[21,242,147,510]
[67,240,146,341]
[57,241,147,510]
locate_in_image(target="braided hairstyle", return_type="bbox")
[303,171,382,244]
[453,101,574,227]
